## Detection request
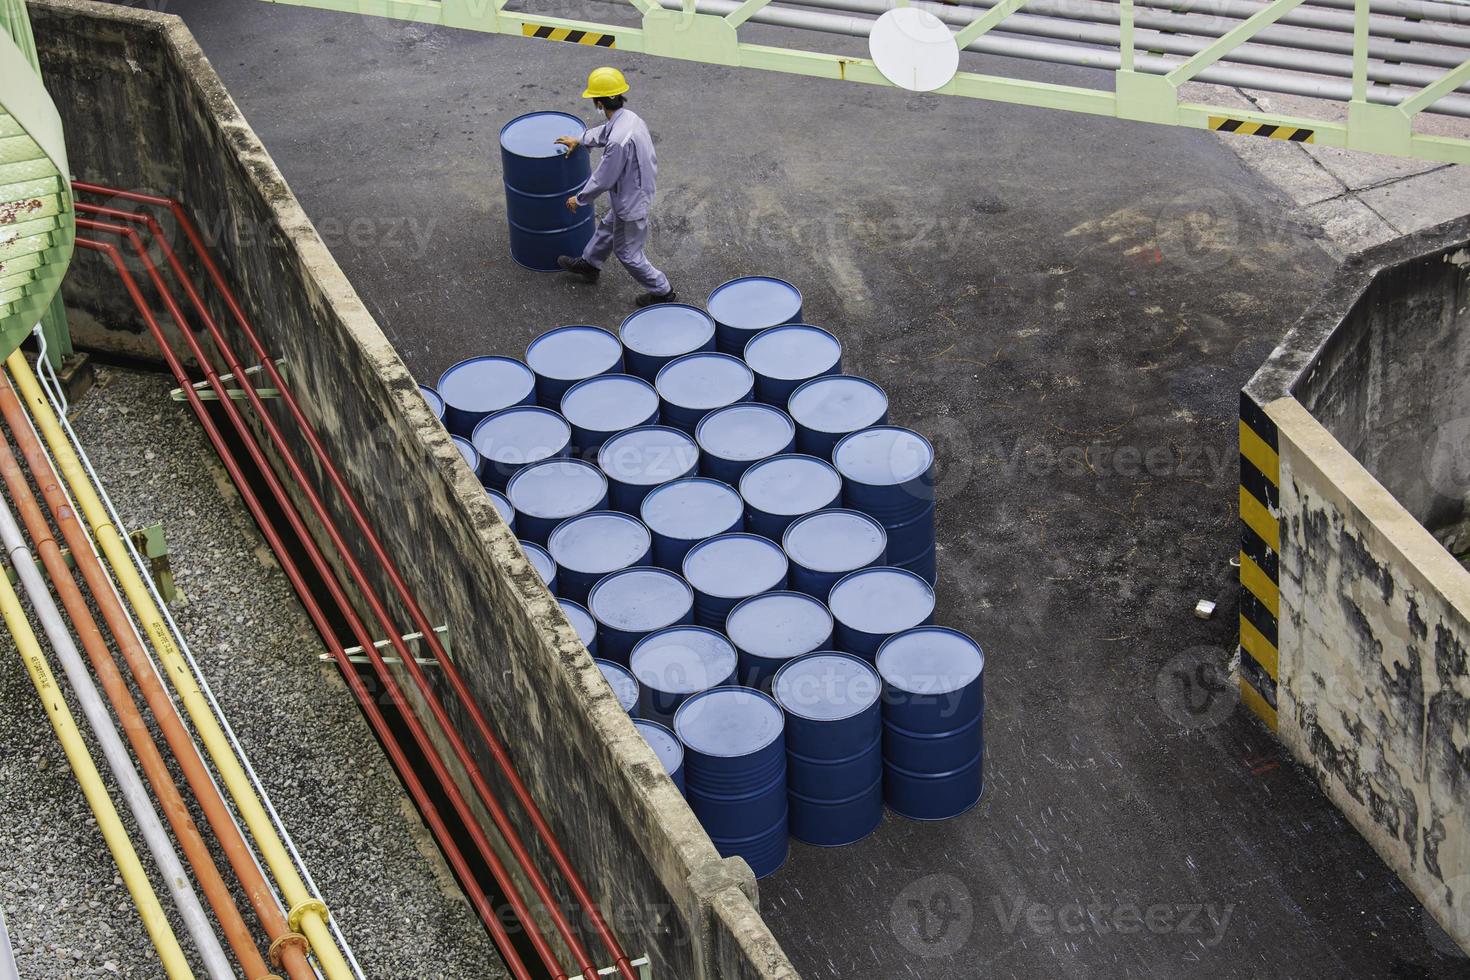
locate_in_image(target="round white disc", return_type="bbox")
[868,8,960,93]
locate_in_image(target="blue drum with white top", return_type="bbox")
[834,426,937,584]
[505,457,608,546]
[520,539,557,595]
[487,488,516,534]
[418,384,445,423]
[588,566,694,666]
[437,356,537,438]
[472,405,572,492]
[525,325,624,409]
[595,658,640,715]
[786,375,888,460]
[559,598,598,658]
[695,403,796,486]
[739,454,843,541]
[546,510,652,605]
[655,353,755,435]
[499,111,595,271]
[597,425,700,514]
[781,509,887,600]
[560,374,660,455]
[618,304,717,381]
[629,626,738,725]
[451,435,484,485]
[705,276,803,355]
[681,532,789,630]
[639,477,744,571]
[725,591,834,690]
[674,687,788,878]
[827,567,935,660]
[634,719,686,794]
[743,324,842,407]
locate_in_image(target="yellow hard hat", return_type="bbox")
[582,66,630,99]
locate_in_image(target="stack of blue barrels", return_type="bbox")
[415,264,982,880]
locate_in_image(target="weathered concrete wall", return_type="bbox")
[1243,221,1470,955]
[31,3,797,976]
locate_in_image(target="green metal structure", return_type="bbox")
[265,0,1470,164]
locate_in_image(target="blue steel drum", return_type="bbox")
[705,276,803,355]
[781,509,887,600]
[505,457,608,546]
[674,687,789,878]
[639,477,744,571]
[597,425,700,514]
[634,719,686,794]
[695,403,796,486]
[629,626,738,726]
[681,533,789,630]
[499,111,595,271]
[618,304,717,381]
[561,374,660,455]
[882,753,984,822]
[437,356,537,438]
[827,567,935,660]
[833,426,936,523]
[546,510,652,605]
[742,324,842,407]
[889,513,938,585]
[450,435,485,485]
[588,566,694,666]
[738,454,843,541]
[472,405,572,492]
[418,384,446,423]
[876,627,984,776]
[525,325,625,409]
[786,375,889,460]
[654,353,755,435]
[487,488,516,535]
[773,653,882,802]
[559,598,598,658]
[519,539,558,595]
[595,658,641,715]
[725,592,834,691]
[787,779,883,847]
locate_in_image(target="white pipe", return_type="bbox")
[0,906,18,980]
[0,497,234,980]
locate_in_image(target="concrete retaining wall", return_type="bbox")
[31,2,797,976]
[1242,222,1470,955]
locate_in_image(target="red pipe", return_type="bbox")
[74,230,541,980]
[76,184,637,980]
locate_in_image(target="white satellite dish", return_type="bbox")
[868,7,960,93]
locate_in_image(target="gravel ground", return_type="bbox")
[0,365,506,979]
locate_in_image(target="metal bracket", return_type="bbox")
[570,956,653,980]
[170,358,286,403]
[3,520,176,603]
[318,624,449,666]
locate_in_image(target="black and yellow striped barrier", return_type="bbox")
[1239,391,1280,730]
[1210,115,1315,144]
[521,24,616,47]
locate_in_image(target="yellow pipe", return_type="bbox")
[0,552,194,978]
[4,353,354,980]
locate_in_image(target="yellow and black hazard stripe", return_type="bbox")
[1239,391,1280,730]
[521,24,616,47]
[1209,115,1315,144]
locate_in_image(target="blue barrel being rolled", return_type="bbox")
[561,374,660,456]
[726,591,834,690]
[828,567,935,660]
[595,658,641,715]
[525,325,624,409]
[437,356,537,438]
[547,510,651,605]
[487,488,516,535]
[618,304,717,382]
[743,324,842,407]
[655,353,754,435]
[597,425,700,514]
[834,426,937,585]
[588,566,694,666]
[472,405,572,492]
[506,457,608,546]
[695,403,796,487]
[876,627,985,821]
[499,111,595,271]
[781,509,887,601]
[519,539,558,595]
[559,598,598,658]
[639,477,744,571]
[774,652,884,846]
[739,453,843,541]
[681,532,789,630]
[786,375,889,460]
[675,688,789,878]
[418,384,445,424]
[634,719,686,795]
[705,276,803,355]
[629,626,738,726]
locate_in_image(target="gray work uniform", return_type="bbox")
[575,108,670,295]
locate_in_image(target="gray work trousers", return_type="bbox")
[582,211,670,294]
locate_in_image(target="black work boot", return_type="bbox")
[557,256,600,283]
[635,288,678,308]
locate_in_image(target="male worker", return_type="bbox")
[554,67,677,307]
